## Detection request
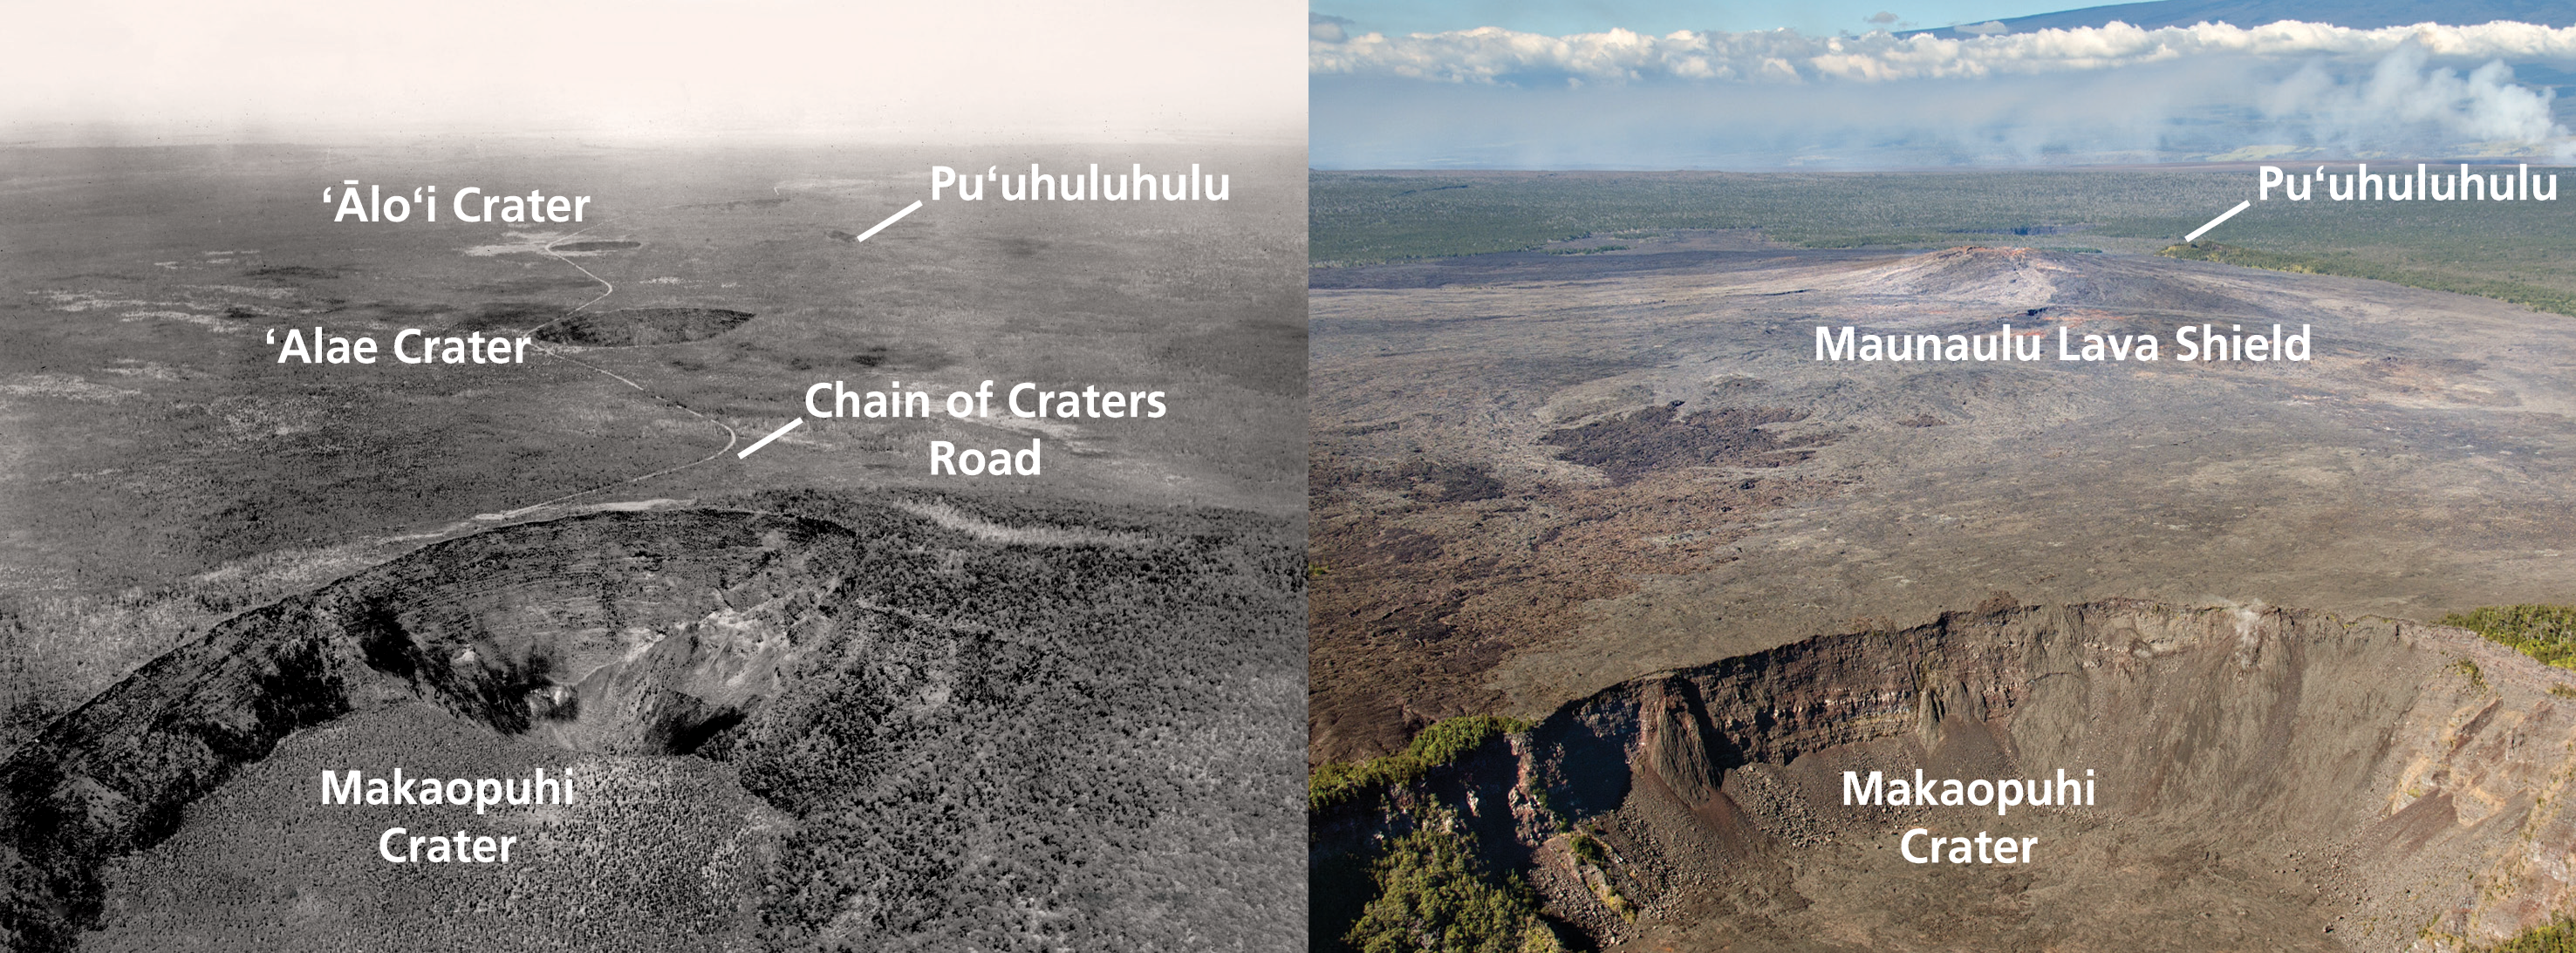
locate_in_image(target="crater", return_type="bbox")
[532,307,756,347]
[242,265,343,282]
[3,500,1301,951]
[1316,601,2576,952]
[551,240,642,252]
[80,702,785,950]
[3,509,830,949]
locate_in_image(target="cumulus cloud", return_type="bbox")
[2264,42,2563,147]
[1310,20,2576,167]
[1312,12,1353,44]
[1867,12,1899,26]
[1309,20,2576,85]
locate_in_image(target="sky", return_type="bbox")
[1310,3,2576,168]
[0,0,1304,146]
[1308,1,2077,37]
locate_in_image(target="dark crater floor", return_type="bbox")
[534,307,757,346]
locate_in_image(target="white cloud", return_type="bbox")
[1311,20,2576,86]
[1313,12,1354,44]
[2263,43,2563,148]
[1311,20,2576,167]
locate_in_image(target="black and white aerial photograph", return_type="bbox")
[0,3,1305,950]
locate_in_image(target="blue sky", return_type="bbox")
[1309,1,2080,37]
[1309,3,2576,168]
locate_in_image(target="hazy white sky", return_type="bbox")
[1,0,1303,145]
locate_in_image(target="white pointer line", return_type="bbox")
[2183,200,2251,243]
[852,200,924,243]
[737,418,805,459]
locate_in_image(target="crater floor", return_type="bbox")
[3,497,1302,952]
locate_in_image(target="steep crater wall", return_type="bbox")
[1323,602,2576,952]
[0,509,850,950]
[7,497,1303,953]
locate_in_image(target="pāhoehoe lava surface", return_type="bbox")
[1310,240,2576,764]
[534,307,755,346]
[1538,405,1835,485]
[2,497,1302,951]
[1315,601,2576,952]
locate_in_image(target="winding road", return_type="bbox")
[464,223,752,521]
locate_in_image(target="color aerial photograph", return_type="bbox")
[1307,2,2576,950]
[0,3,1306,950]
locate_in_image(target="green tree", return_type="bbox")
[1345,823,1561,953]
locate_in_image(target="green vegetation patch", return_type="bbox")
[2450,657,2491,693]
[2156,240,2325,273]
[1344,822,1565,953]
[2482,917,2576,953]
[1312,168,2576,322]
[2159,242,2576,317]
[2442,605,2576,669]
[1310,714,1530,812]
[1566,832,1607,865]
[1309,169,2236,265]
